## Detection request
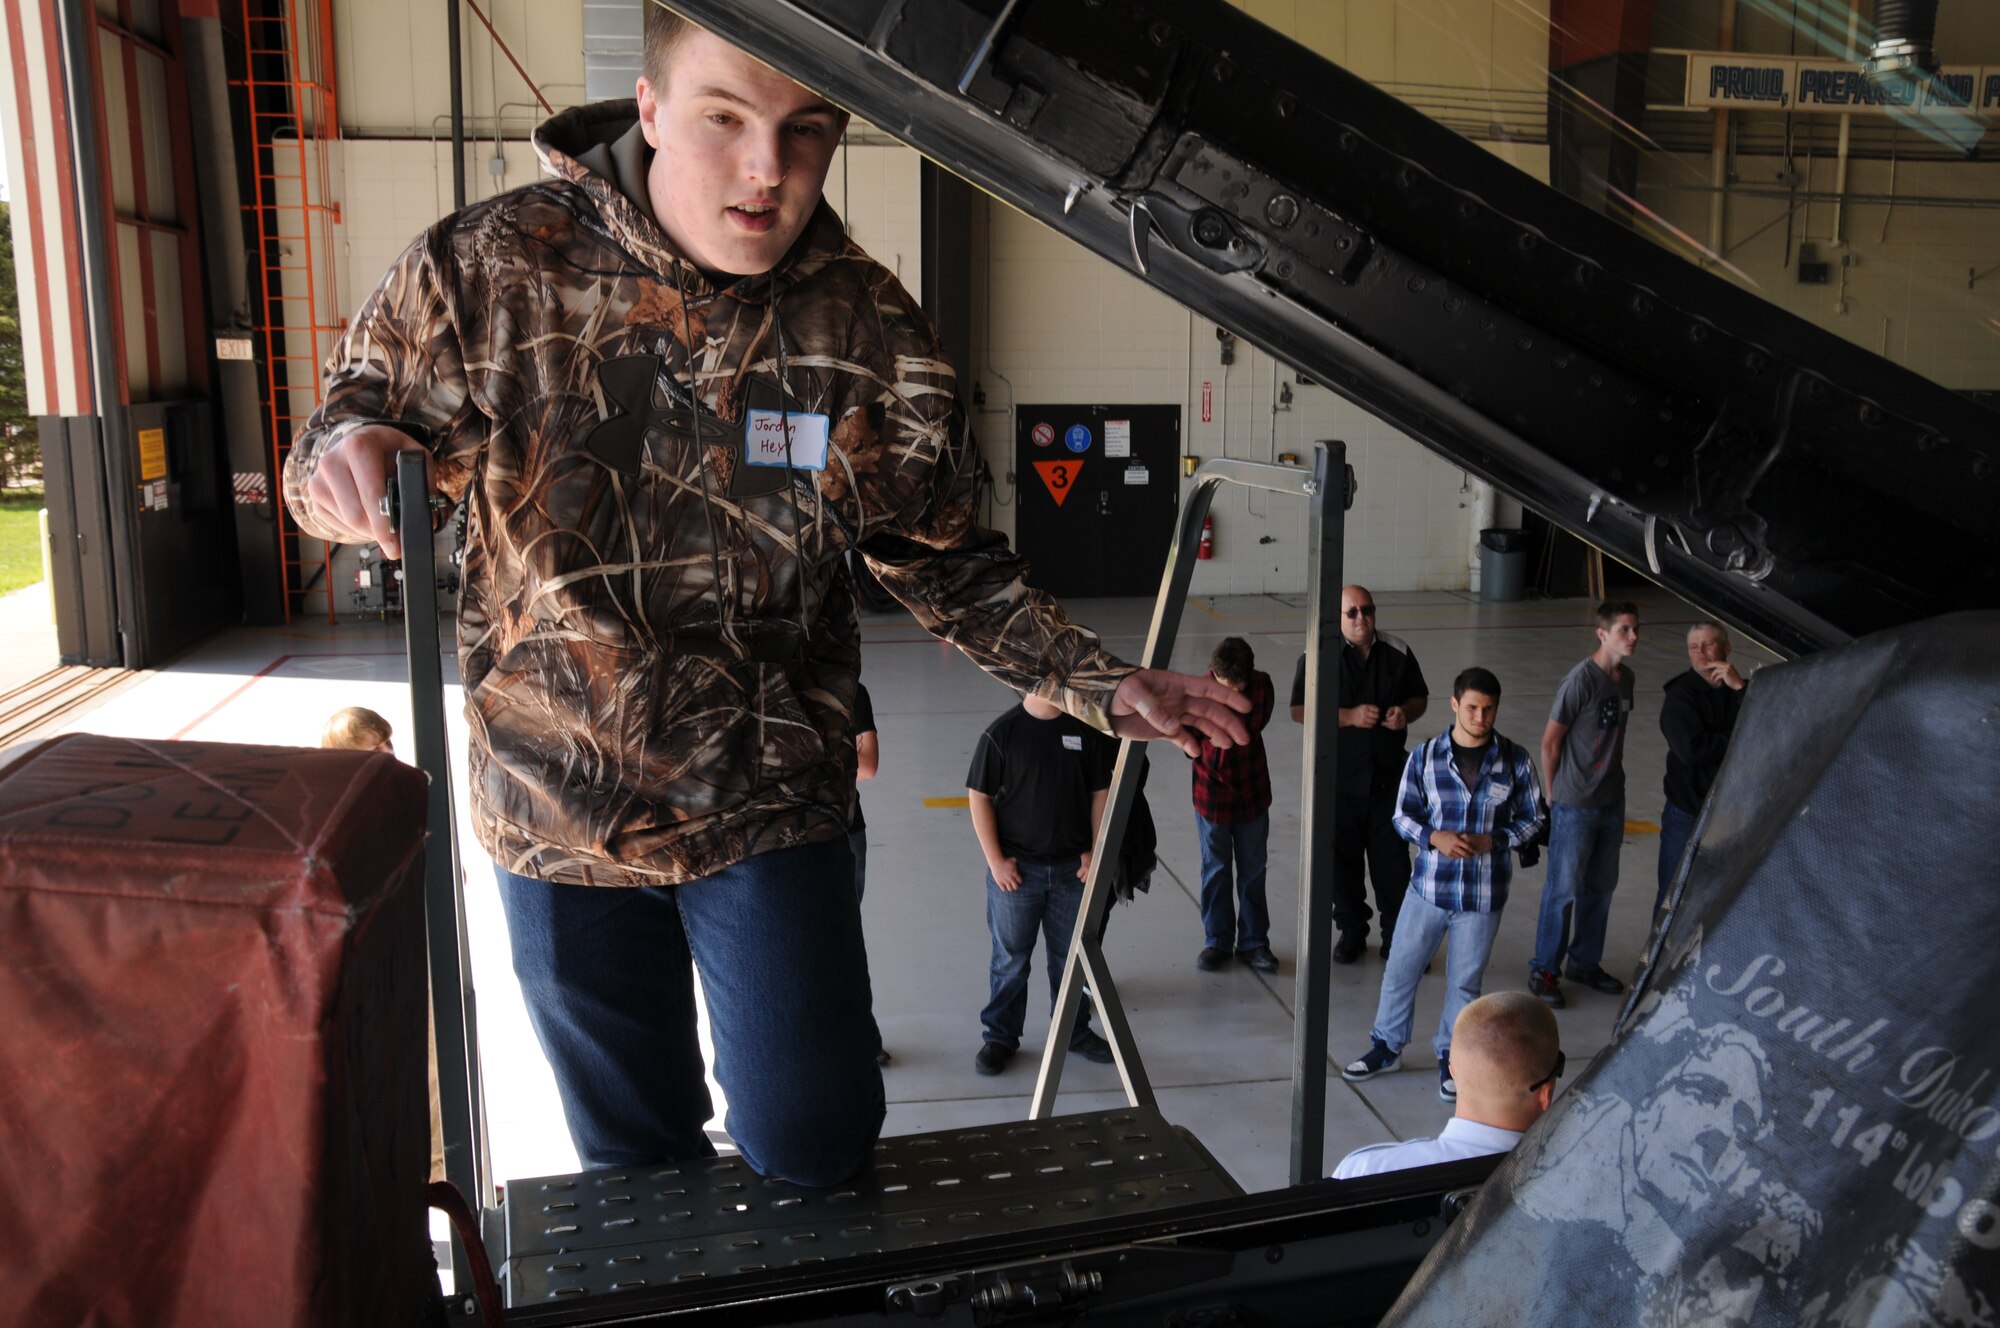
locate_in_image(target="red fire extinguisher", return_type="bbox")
[1198,514,1214,560]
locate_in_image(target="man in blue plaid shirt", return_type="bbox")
[1341,667,1546,1102]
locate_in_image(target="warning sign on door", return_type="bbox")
[1105,419,1131,458]
[138,427,167,482]
[1031,422,1056,448]
[1033,459,1082,507]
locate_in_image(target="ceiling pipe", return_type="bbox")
[1867,0,1940,76]
[449,0,467,211]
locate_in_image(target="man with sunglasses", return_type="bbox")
[1333,992,1562,1178]
[282,13,1249,1187]
[1290,585,1430,963]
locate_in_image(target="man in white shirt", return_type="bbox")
[1333,992,1562,1179]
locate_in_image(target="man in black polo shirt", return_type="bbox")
[1291,585,1430,962]
[966,695,1118,1074]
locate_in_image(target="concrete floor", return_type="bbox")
[0,583,61,693]
[21,587,1776,1199]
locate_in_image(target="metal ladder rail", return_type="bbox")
[1031,441,1352,1185]
[394,449,494,1277]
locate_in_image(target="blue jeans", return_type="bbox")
[1656,800,1697,915]
[1531,800,1626,976]
[495,836,884,1185]
[1195,811,1271,952]
[1371,887,1505,1061]
[981,858,1090,1049]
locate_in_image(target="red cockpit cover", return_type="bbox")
[0,735,433,1325]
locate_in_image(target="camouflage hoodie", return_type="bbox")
[283,103,1135,886]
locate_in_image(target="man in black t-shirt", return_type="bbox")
[1290,586,1430,963]
[966,695,1118,1075]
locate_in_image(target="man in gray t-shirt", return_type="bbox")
[1529,602,1640,1007]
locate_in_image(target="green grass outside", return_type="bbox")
[0,488,48,596]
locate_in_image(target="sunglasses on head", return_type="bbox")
[1344,604,1376,619]
[1528,1049,1567,1094]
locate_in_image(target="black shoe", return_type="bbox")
[1528,969,1566,1009]
[1239,946,1280,973]
[1196,946,1229,971]
[1378,937,1391,962]
[1332,933,1365,965]
[1565,965,1626,995]
[1069,1029,1114,1063]
[974,1042,1015,1075]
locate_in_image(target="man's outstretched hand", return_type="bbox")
[1109,669,1253,758]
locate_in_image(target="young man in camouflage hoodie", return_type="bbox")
[285,15,1247,1186]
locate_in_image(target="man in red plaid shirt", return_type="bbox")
[1191,638,1279,973]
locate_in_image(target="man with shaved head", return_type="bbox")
[1656,622,1747,914]
[1334,992,1563,1178]
[1290,585,1430,963]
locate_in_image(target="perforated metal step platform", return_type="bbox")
[499,1106,1240,1304]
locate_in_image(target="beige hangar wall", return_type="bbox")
[1635,151,2000,393]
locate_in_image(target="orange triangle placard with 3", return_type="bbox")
[1034,459,1082,507]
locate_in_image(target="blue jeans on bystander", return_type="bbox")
[1655,800,1697,915]
[495,836,884,1185]
[1194,811,1271,953]
[1370,886,1505,1062]
[1531,800,1626,976]
[981,858,1088,1050]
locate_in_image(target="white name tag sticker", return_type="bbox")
[1062,734,1084,751]
[744,409,831,470]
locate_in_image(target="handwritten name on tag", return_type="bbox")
[745,409,831,470]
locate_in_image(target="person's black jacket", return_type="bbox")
[1660,668,1744,812]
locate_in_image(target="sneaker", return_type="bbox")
[1069,1028,1114,1063]
[1341,1038,1402,1082]
[1332,933,1365,965]
[974,1042,1015,1076]
[1239,946,1280,973]
[1565,965,1626,995]
[1196,946,1229,971]
[1529,969,1567,1009]
[1439,1056,1457,1102]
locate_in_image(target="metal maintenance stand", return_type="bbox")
[391,451,495,1281]
[1031,441,1354,1184]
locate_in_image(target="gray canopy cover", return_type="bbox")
[1385,612,2000,1327]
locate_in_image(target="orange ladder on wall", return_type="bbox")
[236,0,343,623]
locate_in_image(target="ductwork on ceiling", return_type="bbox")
[1867,0,1940,76]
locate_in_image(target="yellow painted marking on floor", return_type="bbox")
[1625,820,1660,835]
[924,796,970,809]
[1186,598,1224,621]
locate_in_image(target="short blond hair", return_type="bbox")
[1452,992,1560,1095]
[322,706,393,752]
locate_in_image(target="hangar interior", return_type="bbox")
[0,0,1995,1318]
